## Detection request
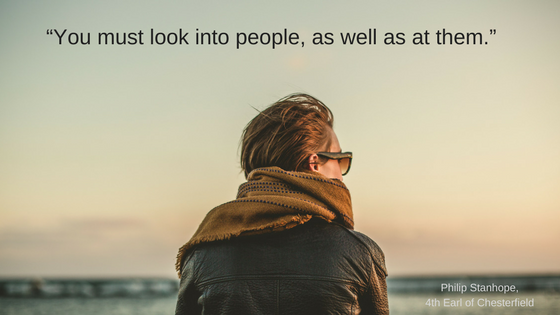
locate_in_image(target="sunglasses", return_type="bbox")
[315,152,353,176]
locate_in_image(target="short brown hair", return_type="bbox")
[240,93,334,178]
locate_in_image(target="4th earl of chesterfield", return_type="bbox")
[175,94,389,314]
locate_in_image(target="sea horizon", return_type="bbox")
[1,274,558,315]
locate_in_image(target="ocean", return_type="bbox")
[0,296,177,315]
[0,275,558,314]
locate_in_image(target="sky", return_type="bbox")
[1,1,559,278]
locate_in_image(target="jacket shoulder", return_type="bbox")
[345,229,388,277]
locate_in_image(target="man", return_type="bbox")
[175,94,388,314]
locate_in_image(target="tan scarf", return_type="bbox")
[175,166,354,277]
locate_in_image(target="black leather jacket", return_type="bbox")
[175,218,389,315]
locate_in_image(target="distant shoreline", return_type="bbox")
[1,274,558,298]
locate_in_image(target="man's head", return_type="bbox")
[240,93,346,180]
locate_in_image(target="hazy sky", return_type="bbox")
[1,1,559,278]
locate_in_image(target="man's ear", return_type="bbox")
[308,154,320,172]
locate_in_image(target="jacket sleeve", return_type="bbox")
[354,232,389,315]
[360,263,389,315]
[175,251,202,315]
